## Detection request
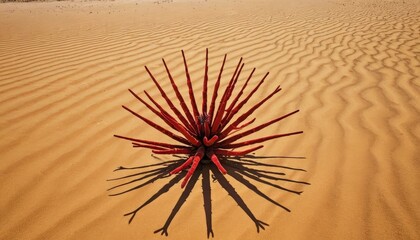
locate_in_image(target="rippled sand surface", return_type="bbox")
[0,0,419,239]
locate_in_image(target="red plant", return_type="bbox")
[115,49,302,188]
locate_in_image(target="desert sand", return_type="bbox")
[0,0,419,239]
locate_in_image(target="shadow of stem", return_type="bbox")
[108,155,309,238]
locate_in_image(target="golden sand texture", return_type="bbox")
[0,0,419,239]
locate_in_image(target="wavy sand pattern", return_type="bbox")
[0,0,419,239]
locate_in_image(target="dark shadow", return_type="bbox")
[227,156,307,172]
[125,172,186,224]
[210,164,269,232]
[108,154,309,238]
[224,164,291,212]
[107,159,184,197]
[154,165,201,236]
[202,164,214,238]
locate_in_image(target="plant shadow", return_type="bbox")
[108,154,309,238]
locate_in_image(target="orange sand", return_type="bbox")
[0,0,419,239]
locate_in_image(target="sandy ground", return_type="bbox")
[1,0,419,239]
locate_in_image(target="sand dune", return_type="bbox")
[0,0,419,239]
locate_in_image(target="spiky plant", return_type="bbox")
[115,49,302,188]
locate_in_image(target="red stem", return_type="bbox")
[206,150,227,174]
[132,143,168,151]
[181,50,200,130]
[218,72,269,135]
[204,121,210,137]
[219,131,303,149]
[219,85,281,139]
[161,111,201,146]
[203,135,218,146]
[221,68,255,127]
[217,62,245,131]
[219,110,300,145]
[128,89,180,133]
[152,148,193,155]
[202,48,209,114]
[208,54,227,124]
[144,90,196,137]
[114,134,187,149]
[211,58,243,134]
[145,65,194,134]
[181,146,205,188]
[122,105,190,145]
[224,63,245,107]
[214,145,264,156]
[170,156,194,174]
[234,118,256,130]
[162,58,197,134]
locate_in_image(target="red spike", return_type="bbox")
[216,62,245,131]
[211,58,243,134]
[122,105,190,145]
[181,147,205,188]
[128,89,182,133]
[208,54,227,122]
[233,118,256,131]
[224,63,245,108]
[152,148,193,155]
[204,121,210,137]
[203,135,218,146]
[162,111,201,146]
[145,65,194,134]
[219,85,281,139]
[162,58,197,134]
[143,90,196,137]
[202,48,209,114]
[114,134,187,149]
[219,72,269,133]
[181,50,200,129]
[219,110,300,145]
[214,145,264,156]
[170,156,194,174]
[132,143,168,151]
[220,68,255,127]
[219,132,303,149]
[206,150,227,174]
